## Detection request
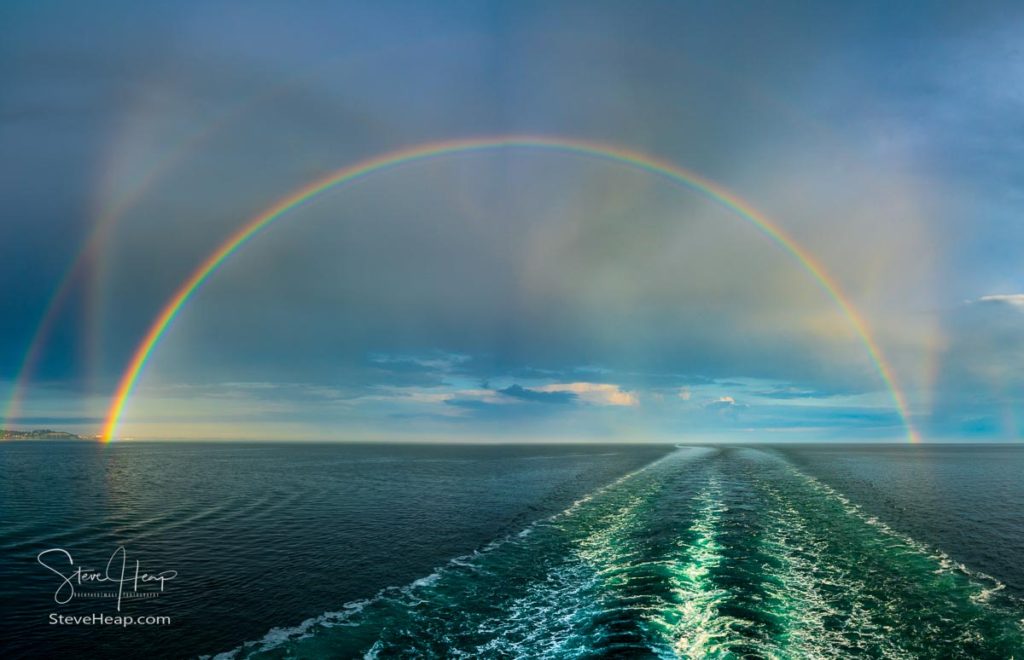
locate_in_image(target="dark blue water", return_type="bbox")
[777,444,1024,600]
[0,442,669,658]
[2,442,1024,658]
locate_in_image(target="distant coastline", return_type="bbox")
[0,428,82,440]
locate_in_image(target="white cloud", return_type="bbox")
[975,294,1024,308]
[368,352,472,370]
[705,395,746,412]
[535,382,638,406]
[678,387,692,401]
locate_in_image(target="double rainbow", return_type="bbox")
[101,136,918,443]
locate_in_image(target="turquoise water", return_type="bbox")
[218,447,1024,658]
[3,443,1024,658]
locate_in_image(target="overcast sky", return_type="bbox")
[3,1,1023,441]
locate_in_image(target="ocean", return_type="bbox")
[1,442,1023,658]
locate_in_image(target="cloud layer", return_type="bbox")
[3,2,1023,440]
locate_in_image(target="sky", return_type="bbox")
[1,1,1022,441]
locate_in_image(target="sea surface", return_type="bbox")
[1,442,1023,658]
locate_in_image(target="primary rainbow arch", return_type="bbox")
[101,136,919,443]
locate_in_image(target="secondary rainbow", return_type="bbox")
[2,109,243,431]
[101,136,919,443]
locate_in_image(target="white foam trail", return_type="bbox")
[455,448,714,658]
[204,447,705,659]
[756,480,886,657]
[662,478,734,657]
[786,462,1021,609]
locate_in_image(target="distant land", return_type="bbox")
[0,428,83,440]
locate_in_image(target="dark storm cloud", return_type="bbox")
[4,1,1024,439]
[498,384,576,404]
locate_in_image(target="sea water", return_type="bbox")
[2,442,1023,658]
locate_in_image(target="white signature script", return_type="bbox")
[37,546,178,611]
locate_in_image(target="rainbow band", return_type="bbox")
[2,112,240,430]
[101,136,919,443]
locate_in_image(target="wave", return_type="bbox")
[206,447,713,659]
[204,446,1024,658]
